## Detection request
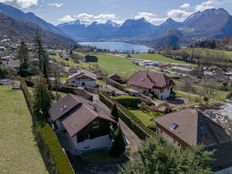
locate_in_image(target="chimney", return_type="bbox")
[93,102,98,112]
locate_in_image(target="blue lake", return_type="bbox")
[78,41,151,53]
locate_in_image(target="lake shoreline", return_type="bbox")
[78,41,151,53]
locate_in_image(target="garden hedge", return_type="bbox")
[99,91,154,139]
[59,86,93,101]
[114,95,141,108]
[106,79,125,91]
[20,78,75,174]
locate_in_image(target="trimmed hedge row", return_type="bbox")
[59,86,93,101]
[99,91,114,109]
[99,91,154,140]
[106,79,125,91]
[114,95,141,108]
[20,79,75,174]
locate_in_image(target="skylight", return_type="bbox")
[61,105,67,111]
[199,126,206,133]
[170,123,178,130]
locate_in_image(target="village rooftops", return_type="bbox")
[67,69,96,81]
[155,109,231,147]
[128,70,174,89]
[49,94,116,137]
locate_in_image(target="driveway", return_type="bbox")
[119,119,142,152]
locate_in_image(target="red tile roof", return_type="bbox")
[128,70,173,89]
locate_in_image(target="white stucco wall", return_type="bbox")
[130,85,171,99]
[67,77,96,88]
[157,127,181,149]
[158,88,171,100]
[69,134,112,153]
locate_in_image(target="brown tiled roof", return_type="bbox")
[49,94,80,121]
[154,109,231,147]
[50,94,116,137]
[128,70,173,89]
[67,69,96,81]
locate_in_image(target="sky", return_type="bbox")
[1,0,232,25]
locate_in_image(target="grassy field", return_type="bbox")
[50,55,77,67]
[81,53,144,78]
[50,53,144,79]
[174,80,229,102]
[0,86,47,174]
[172,48,232,59]
[129,110,160,127]
[132,53,189,64]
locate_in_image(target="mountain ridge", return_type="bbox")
[58,8,232,48]
[0,2,76,47]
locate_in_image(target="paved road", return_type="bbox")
[119,119,142,152]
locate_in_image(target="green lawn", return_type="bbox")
[0,86,47,174]
[50,55,77,67]
[172,48,232,59]
[174,80,229,102]
[129,110,160,127]
[132,53,189,64]
[84,53,144,78]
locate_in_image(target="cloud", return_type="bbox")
[58,15,77,23]
[180,3,190,9]
[167,9,192,22]
[195,0,217,11]
[0,0,38,8]
[58,13,123,25]
[48,3,63,8]
[134,12,167,25]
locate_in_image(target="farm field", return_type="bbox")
[132,53,188,64]
[50,53,144,79]
[172,48,232,59]
[0,86,47,174]
[81,53,144,78]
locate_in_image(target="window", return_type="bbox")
[92,120,99,129]
[170,123,178,130]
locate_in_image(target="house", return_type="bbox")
[170,66,192,76]
[154,109,232,173]
[0,79,11,85]
[1,56,20,69]
[66,70,97,88]
[127,70,174,99]
[49,94,116,154]
[84,55,98,62]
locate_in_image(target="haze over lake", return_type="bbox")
[78,41,151,53]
